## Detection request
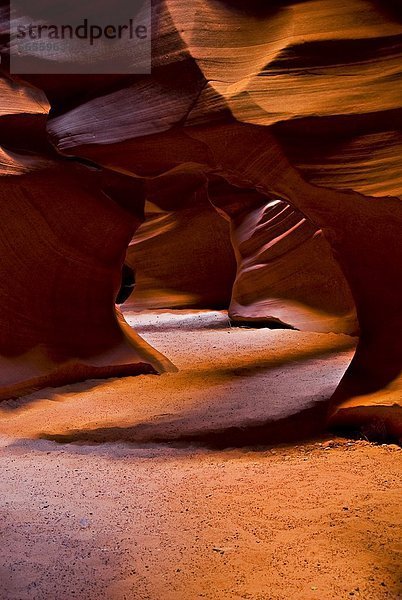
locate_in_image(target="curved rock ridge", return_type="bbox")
[189,122,402,438]
[125,193,237,311]
[0,77,49,118]
[125,186,357,334]
[208,182,357,333]
[0,138,174,400]
[279,128,402,199]
[0,1,401,438]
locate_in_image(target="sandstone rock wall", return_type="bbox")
[1,0,401,436]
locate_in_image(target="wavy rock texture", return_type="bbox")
[0,80,173,399]
[208,180,357,333]
[1,0,402,437]
[125,194,237,311]
[126,185,356,332]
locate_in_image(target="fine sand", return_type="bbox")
[0,311,401,600]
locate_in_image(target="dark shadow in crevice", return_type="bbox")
[116,263,136,305]
[229,319,297,330]
[218,0,306,17]
[330,425,401,446]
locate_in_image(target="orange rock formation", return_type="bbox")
[1,0,401,437]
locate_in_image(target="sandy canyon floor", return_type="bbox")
[0,311,401,600]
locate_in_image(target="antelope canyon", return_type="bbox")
[0,1,401,599]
